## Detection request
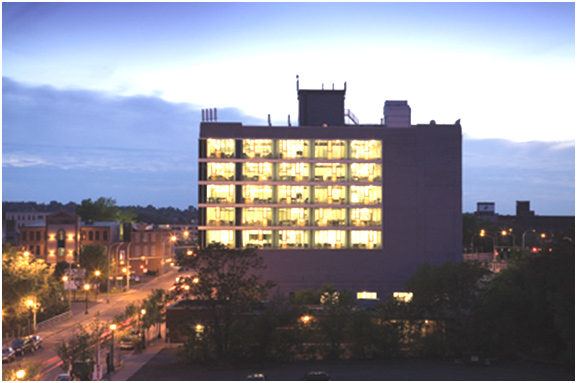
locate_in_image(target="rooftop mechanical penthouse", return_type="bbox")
[198,82,462,298]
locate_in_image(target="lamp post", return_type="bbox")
[26,299,37,334]
[107,242,123,303]
[109,324,116,372]
[479,230,497,260]
[84,283,90,314]
[94,270,101,302]
[140,309,146,349]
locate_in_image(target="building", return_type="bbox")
[197,82,462,299]
[3,211,49,245]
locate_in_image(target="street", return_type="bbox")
[2,268,178,381]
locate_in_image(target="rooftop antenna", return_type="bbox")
[288,115,291,127]
[296,75,299,91]
[268,114,272,126]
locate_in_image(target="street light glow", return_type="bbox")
[15,369,26,379]
[84,284,90,291]
[110,324,117,331]
[95,270,101,277]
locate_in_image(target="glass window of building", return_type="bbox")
[350,186,382,205]
[242,207,272,226]
[351,230,382,249]
[314,230,347,249]
[350,140,382,160]
[207,139,235,158]
[243,139,273,159]
[243,162,273,181]
[206,207,235,226]
[279,230,310,248]
[243,185,273,204]
[278,208,309,227]
[314,208,346,226]
[314,163,346,182]
[278,162,309,181]
[314,185,347,204]
[206,230,235,248]
[243,230,273,248]
[314,140,346,159]
[207,163,235,181]
[351,208,382,226]
[278,140,309,159]
[207,184,235,204]
[351,163,382,182]
[277,185,309,204]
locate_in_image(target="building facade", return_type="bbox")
[198,84,462,298]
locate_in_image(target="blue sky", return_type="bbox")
[2,2,575,215]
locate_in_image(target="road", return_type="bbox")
[3,268,178,381]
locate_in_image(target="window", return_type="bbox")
[278,163,309,181]
[207,163,235,181]
[242,162,273,181]
[206,207,235,226]
[278,139,309,159]
[95,231,100,241]
[243,185,273,204]
[314,163,346,182]
[207,139,235,158]
[350,186,381,205]
[206,230,235,248]
[242,230,273,248]
[207,184,235,204]
[279,230,310,248]
[350,140,381,160]
[242,208,272,227]
[314,230,347,249]
[357,291,378,300]
[351,230,382,249]
[314,208,346,227]
[278,208,309,227]
[314,140,346,159]
[22,232,27,241]
[36,231,41,241]
[89,231,94,241]
[277,185,309,204]
[350,208,382,226]
[314,185,346,204]
[103,231,108,241]
[351,163,382,182]
[242,139,273,159]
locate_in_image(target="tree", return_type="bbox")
[176,242,274,362]
[75,197,136,223]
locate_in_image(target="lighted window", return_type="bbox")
[314,208,346,227]
[314,230,347,249]
[242,207,272,227]
[278,163,309,182]
[242,139,273,159]
[278,208,309,227]
[350,140,381,160]
[351,163,382,182]
[206,230,235,248]
[207,139,234,159]
[314,140,346,159]
[206,207,235,226]
[314,185,346,204]
[350,208,382,226]
[314,163,346,182]
[279,230,310,248]
[277,185,309,204]
[393,292,413,303]
[242,162,273,181]
[207,163,235,181]
[357,291,378,300]
[278,140,309,159]
[351,230,382,249]
[207,185,235,204]
[350,186,381,205]
[243,185,273,204]
[243,230,273,248]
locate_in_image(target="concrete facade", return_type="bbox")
[198,86,462,299]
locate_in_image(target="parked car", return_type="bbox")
[2,347,16,363]
[119,337,135,350]
[28,335,43,350]
[56,373,71,381]
[10,337,35,355]
[245,373,267,380]
[304,371,331,381]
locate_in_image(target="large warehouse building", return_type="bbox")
[198,83,462,299]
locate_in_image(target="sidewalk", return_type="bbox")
[107,335,170,381]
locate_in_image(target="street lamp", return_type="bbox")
[84,283,90,314]
[109,324,117,373]
[26,299,37,334]
[15,369,26,380]
[140,309,146,349]
[122,267,130,290]
[94,270,101,302]
[107,242,124,303]
[480,230,497,260]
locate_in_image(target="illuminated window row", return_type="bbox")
[204,162,382,182]
[205,229,382,249]
[205,207,382,227]
[206,185,382,205]
[205,139,382,160]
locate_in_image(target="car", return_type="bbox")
[10,337,35,355]
[245,373,267,380]
[304,371,331,381]
[2,347,16,363]
[119,337,135,350]
[27,335,43,350]
[56,373,71,381]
